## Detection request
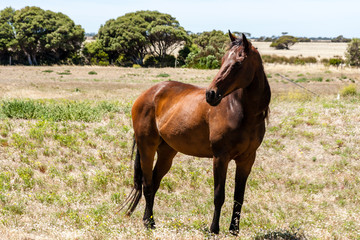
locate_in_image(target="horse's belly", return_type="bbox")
[159,127,213,158]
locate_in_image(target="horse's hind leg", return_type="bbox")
[136,136,160,229]
[143,140,177,228]
[152,141,177,196]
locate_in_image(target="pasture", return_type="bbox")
[0,61,359,239]
[252,41,348,59]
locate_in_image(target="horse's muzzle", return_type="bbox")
[206,90,222,106]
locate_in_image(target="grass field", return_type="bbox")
[252,42,348,59]
[0,62,359,239]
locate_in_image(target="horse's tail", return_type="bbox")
[119,137,143,216]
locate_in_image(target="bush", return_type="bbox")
[262,55,317,64]
[91,51,109,66]
[202,55,220,69]
[340,84,357,97]
[82,41,109,66]
[329,58,343,67]
[270,36,298,50]
[332,35,351,43]
[346,39,360,66]
[177,45,191,66]
[184,30,227,69]
[143,55,176,67]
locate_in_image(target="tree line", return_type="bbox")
[1,6,360,67]
[0,6,84,65]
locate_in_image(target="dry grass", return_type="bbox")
[252,42,348,59]
[0,65,360,239]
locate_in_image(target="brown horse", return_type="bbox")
[121,31,271,235]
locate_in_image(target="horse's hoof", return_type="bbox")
[229,228,239,236]
[144,218,156,230]
[229,225,239,236]
[210,225,219,234]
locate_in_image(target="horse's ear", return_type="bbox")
[228,30,236,42]
[242,33,249,52]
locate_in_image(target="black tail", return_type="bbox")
[119,138,143,216]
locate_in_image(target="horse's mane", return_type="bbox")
[230,38,244,47]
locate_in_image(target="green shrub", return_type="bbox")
[88,71,97,75]
[89,51,109,66]
[340,84,357,96]
[143,56,159,67]
[346,38,360,66]
[143,55,176,67]
[329,58,343,66]
[262,55,317,64]
[203,55,220,69]
[270,36,298,50]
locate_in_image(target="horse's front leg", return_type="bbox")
[210,156,229,234]
[229,153,256,235]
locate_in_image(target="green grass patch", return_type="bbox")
[311,77,323,82]
[0,99,123,122]
[156,73,170,78]
[57,70,71,75]
[88,71,97,75]
[295,77,308,83]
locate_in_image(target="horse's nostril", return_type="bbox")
[206,90,215,100]
[206,90,221,106]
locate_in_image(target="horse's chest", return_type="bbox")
[210,118,264,158]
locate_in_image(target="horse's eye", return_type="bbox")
[233,61,241,69]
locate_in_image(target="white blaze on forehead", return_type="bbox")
[227,49,236,60]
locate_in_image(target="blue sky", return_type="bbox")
[1,0,359,38]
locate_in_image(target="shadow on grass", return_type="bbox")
[254,228,307,240]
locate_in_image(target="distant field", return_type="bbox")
[253,41,348,59]
[0,64,358,99]
[0,65,359,239]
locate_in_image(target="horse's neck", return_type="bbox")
[238,66,271,117]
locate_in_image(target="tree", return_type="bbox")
[147,16,189,63]
[98,10,189,66]
[270,35,298,50]
[332,35,351,43]
[11,6,84,65]
[82,40,109,66]
[185,30,229,69]
[0,7,16,64]
[191,30,228,51]
[346,39,360,66]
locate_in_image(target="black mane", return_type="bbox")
[231,38,243,47]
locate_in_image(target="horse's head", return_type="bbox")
[206,31,261,106]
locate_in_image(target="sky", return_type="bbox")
[1,0,359,38]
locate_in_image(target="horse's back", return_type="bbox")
[132,81,204,116]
